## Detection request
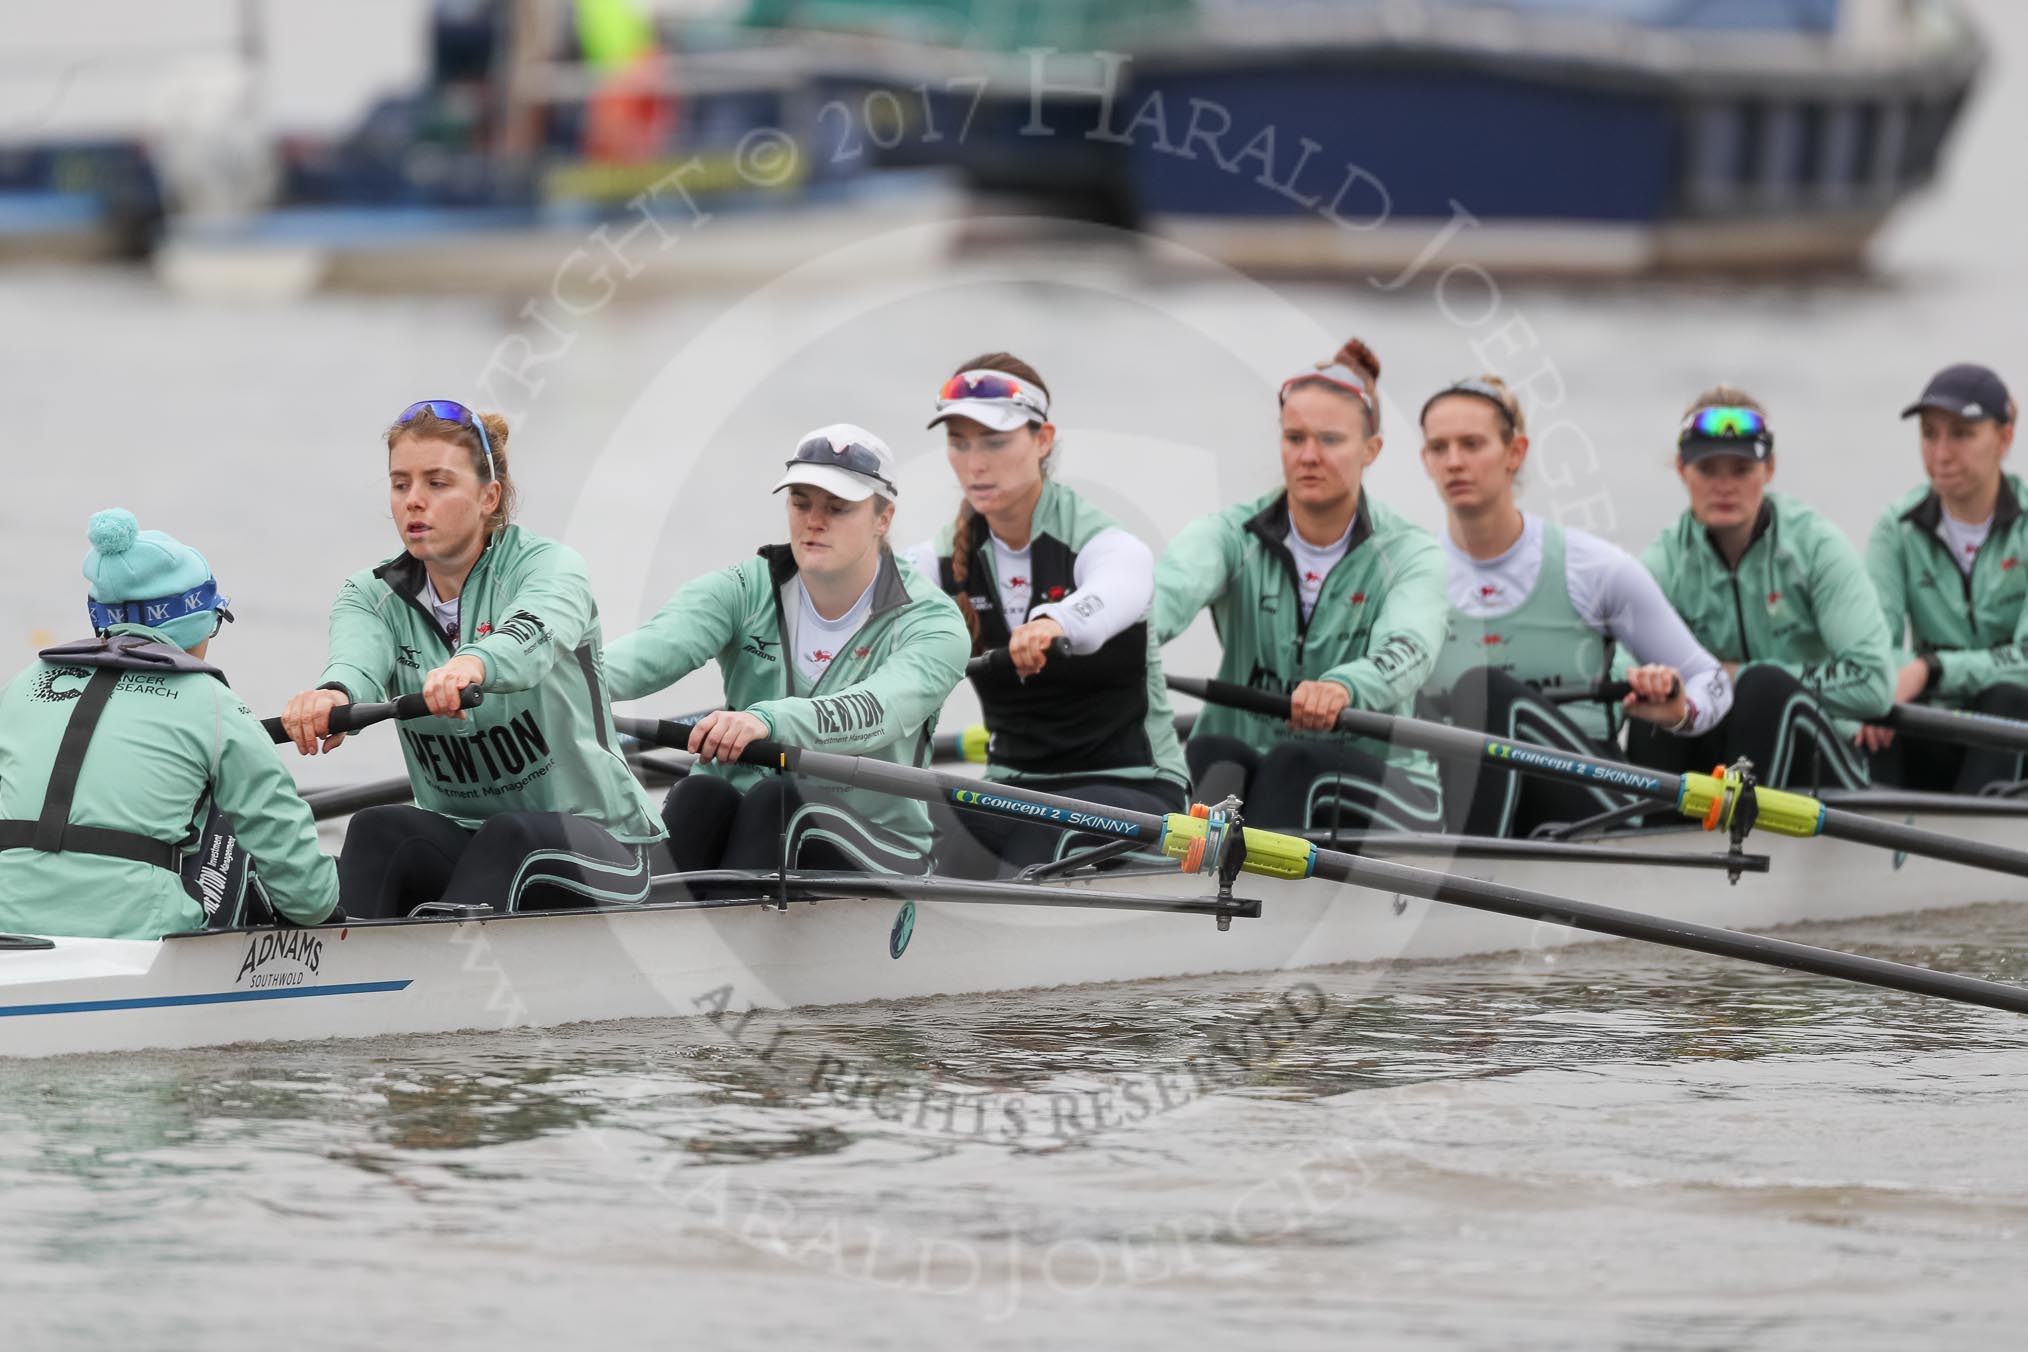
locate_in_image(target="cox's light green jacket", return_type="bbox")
[0,625,336,939]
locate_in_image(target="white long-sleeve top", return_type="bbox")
[903,526,1154,654]
[1443,514,1734,736]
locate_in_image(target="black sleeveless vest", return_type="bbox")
[940,530,1154,776]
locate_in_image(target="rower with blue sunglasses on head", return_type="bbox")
[1624,386,1895,791]
[0,510,336,939]
[1861,363,2028,791]
[1154,337,1449,835]
[280,401,664,918]
[1416,374,1733,838]
[903,353,1190,871]
[609,424,969,874]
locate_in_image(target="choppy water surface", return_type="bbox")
[7,904,2028,1349]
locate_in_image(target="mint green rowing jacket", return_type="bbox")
[1153,488,1448,785]
[317,525,662,842]
[606,546,970,856]
[1636,491,1895,727]
[0,625,337,940]
[1866,475,2028,704]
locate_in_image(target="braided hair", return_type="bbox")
[944,351,1053,654]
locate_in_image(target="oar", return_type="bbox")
[930,712,1201,765]
[964,637,1069,678]
[610,716,2028,1017]
[1544,677,1679,705]
[261,686,483,745]
[303,776,416,822]
[1887,702,2028,757]
[304,742,678,826]
[1165,675,2028,881]
[1546,681,2028,759]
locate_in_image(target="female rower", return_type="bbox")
[904,353,1189,868]
[0,510,335,939]
[1862,363,2028,792]
[1154,338,1448,833]
[1418,376,1733,837]
[280,401,664,918]
[610,424,969,873]
[1626,386,1894,790]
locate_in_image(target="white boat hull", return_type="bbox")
[4,811,2024,1059]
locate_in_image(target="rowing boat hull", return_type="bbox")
[4,809,2025,1058]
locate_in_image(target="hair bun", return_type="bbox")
[87,508,140,556]
[1332,338,1382,383]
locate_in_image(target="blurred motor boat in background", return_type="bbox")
[0,0,1986,294]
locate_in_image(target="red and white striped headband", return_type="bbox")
[1280,363,1374,419]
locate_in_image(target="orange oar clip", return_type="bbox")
[1701,764,1728,831]
[1182,802,1212,871]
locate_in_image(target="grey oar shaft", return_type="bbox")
[610,716,2028,1018]
[1170,674,2028,880]
[1307,847,2028,1016]
[1817,807,2028,876]
[1888,702,2028,755]
[1170,676,1689,803]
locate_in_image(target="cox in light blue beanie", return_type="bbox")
[82,508,231,652]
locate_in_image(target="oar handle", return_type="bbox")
[1167,675,1295,722]
[613,715,798,771]
[965,638,1071,677]
[1545,676,1682,706]
[263,685,484,745]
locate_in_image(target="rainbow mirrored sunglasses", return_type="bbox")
[936,371,1049,417]
[1680,405,1770,444]
[397,400,496,481]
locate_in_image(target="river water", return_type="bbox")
[8,1,2028,1345]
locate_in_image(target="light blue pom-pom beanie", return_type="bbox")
[82,509,223,651]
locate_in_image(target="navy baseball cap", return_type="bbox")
[1901,364,2013,423]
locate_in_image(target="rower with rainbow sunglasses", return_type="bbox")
[280,400,664,917]
[1624,387,1895,791]
[903,353,1190,871]
[1153,337,1450,834]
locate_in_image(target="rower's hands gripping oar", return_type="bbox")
[266,685,483,749]
[966,636,1070,679]
[616,716,791,770]
[1545,669,1687,728]
[1168,671,2028,881]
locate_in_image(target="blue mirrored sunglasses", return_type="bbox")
[397,399,496,481]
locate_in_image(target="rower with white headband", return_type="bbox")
[612,423,970,876]
[1417,373,1734,838]
[1154,336,1450,833]
[904,352,1190,872]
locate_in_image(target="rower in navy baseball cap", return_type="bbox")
[1901,363,2014,424]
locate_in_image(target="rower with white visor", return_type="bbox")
[905,353,1189,870]
[611,424,970,875]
